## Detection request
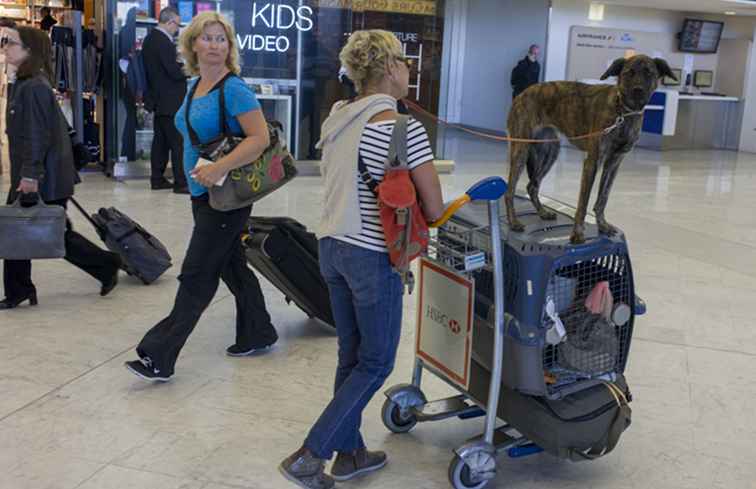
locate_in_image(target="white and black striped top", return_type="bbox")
[334,118,434,253]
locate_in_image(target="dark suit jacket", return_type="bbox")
[141,28,187,116]
[5,76,79,203]
[511,57,541,99]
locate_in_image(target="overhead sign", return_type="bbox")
[317,0,437,16]
[415,258,474,390]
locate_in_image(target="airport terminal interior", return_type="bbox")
[1,0,756,488]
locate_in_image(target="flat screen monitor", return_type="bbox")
[662,68,682,86]
[679,19,724,53]
[693,70,714,88]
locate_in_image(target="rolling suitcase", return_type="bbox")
[70,197,172,284]
[243,216,334,327]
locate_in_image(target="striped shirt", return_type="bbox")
[335,118,434,253]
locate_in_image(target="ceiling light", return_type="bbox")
[589,3,605,21]
[725,11,736,15]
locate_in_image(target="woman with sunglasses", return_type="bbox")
[279,30,443,489]
[0,27,121,310]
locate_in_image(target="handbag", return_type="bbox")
[185,73,298,211]
[0,194,66,260]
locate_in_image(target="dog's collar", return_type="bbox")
[604,94,645,135]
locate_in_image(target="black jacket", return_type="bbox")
[141,28,187,116]
[511,56,541,99]
[5,75,78,203]
[40,14,57,32]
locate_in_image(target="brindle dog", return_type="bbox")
[505,55,676,244]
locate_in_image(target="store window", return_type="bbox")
[107,0,445,163]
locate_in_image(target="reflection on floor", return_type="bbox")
[1,129,755,489]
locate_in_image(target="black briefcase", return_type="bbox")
[0,196,66,260]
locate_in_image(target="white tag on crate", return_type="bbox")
[463,252,486,271]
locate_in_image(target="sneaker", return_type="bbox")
[330,448,387,481]
[225,343,275,356]
[124,357,171,382]
[226,330,278,357]
[279,447,335,489]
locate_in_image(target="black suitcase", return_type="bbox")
[70,197,172,284]
[243,216,334,327]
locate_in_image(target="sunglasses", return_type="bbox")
[397,56,414,69]
[0,36,24,48]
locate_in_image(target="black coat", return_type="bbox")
[511,56,541,99]
[5,75,79,204]
[142,28,187,116]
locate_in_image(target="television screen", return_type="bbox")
[694,70,714,88]
[679,19,724,53]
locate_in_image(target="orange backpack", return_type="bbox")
[358,115,429,293]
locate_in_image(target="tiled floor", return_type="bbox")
[1,131,755,489]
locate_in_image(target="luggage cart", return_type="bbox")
[381,176,530,489]
[382,180,644,488]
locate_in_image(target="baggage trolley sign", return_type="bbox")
[415,257,474,390]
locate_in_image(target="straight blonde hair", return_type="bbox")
[179,12,240,77]
[339,29,403,94]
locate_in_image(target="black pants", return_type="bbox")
[137,197,276,375]
[2,198,121,300]
[151,115,186,188]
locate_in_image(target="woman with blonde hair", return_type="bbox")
[125,12,278,381]
[280,30,443,488]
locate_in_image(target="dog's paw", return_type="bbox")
[539,210,557,221]
[509,220,526,232]
[570,232,586,244]
[598,221,619,236]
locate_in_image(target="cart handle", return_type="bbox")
[430,177,508,228]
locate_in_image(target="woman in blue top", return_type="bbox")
[125,12,278,382]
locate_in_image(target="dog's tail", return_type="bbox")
[527,126,561,181]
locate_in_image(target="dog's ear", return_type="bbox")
[600,58,626,80]
[654,58,677,81]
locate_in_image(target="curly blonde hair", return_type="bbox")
[179,12,240,77]
[339,30,403,93]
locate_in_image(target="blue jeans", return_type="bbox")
[304,238,403,459]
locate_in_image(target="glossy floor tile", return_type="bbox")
[1,130,755,489]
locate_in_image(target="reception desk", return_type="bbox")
[638,90,742,151]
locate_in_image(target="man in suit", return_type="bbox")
[511,44,541,100]
[141,7,188,193]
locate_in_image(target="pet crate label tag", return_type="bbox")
[416,258,474,390]
[464,252,486,271]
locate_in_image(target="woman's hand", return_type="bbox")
[191,162,228,188]
[17,178,39,194]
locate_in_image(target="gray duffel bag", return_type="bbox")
[0,196,66,260]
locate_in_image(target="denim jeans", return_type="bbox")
[304,238,403,459]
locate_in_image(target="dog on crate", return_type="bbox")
[505,55,676,244]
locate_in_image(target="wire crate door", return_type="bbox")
[415,258,475,390]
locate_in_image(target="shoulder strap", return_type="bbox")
[358,115,411,196]
[184,72,235,147]
[387,114,410,169]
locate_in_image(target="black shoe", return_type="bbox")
[173,186,190,195]
[124,357,172,382]
[151,179,173,190]
[226,330,278,356]
[100,269,119,297]
[0,292,38,310]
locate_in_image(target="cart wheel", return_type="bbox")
[381,399,417,434]
[448,455,490,489]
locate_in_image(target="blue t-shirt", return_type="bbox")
[175,76,262,197]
